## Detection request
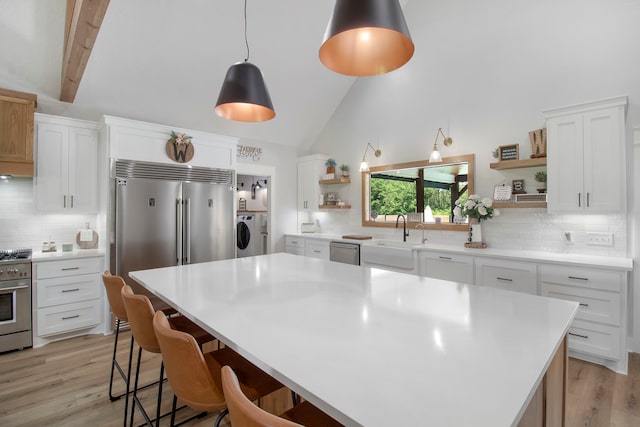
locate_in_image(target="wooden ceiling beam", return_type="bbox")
[60,0,110,103]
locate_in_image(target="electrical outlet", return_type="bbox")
[586,232,614,246]
[564,231,573,244]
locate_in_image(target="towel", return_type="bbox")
[80,229,93,242]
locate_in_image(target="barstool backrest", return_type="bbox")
[121,285,160,353]
[102,271,128,321]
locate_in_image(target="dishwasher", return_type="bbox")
[329,241,360,265]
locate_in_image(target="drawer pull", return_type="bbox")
[496,277,513,282]
[569,332,588,339]
[438,256,452,260]
[568,276,588,281]
[61,267,80,271]
[313,250,321,253]
[62,314,80,320]
[62,288,80,293]
[579,302,589,307]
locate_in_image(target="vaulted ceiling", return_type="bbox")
[0,0,366,149]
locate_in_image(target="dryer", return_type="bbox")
[237,215,257,257]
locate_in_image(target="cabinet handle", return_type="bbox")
[568,276,588,281]
[569,332,588,340]
[496,277,513,282]
[438,256,452,260]
[71,195,74,208]
[587,193,590,208]
[63,195,67,208]
[61,267,80,271]
[579,302,589,307]
[578,193,581,207]
[62,314,80,320]
[291,241,298,244]
[62,288,80,293]
[313,250,321,253]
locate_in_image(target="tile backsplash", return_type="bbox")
[0,178,98,251]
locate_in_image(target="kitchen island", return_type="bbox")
[130,253,578,427]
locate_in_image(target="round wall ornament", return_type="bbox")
[166,131,194,163]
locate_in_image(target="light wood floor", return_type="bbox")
[1,332,639,426]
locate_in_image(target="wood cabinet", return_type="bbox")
[545,96,627,213]
[539,264,626,373]
[418,251,474,283]
[297,154,326,212]
[33,255,104,348]
[475,258,537,294]
[0,88,37,176]
[35,114,98,212]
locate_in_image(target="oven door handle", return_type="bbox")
[0,285,29,292]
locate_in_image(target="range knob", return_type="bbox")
[8,268,17,276]
[0,269,3,276]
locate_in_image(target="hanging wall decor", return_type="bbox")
[166,131,194,163]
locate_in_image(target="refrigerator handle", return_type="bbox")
[186,198,191,264]
[176,198,183,265]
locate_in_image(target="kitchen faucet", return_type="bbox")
[416,222,428,244]
[395,214,409,242]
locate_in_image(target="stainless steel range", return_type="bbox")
[0,249,32,352]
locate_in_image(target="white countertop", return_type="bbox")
[130,253,578,427]
[31,249,105,262]
[286,233,633,270]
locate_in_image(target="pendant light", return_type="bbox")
[319,0,414,76]
[429,128,453,163]
[215,0,275,122]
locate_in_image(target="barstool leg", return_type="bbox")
[123,336,134,427]
[170,395,178,427]
[155,362,164,427]
[108,318,121,401]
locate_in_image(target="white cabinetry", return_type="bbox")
[297,155,326,212]
[305,239,330,260]
[418,251,474,284]
[285,236,305,255]
[33,255,104,347]
[474,258,537,294]
[545,96,627,213]
[35,114,98,212]
[539,264,626,373]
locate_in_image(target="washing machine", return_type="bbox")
[237,215,257,257]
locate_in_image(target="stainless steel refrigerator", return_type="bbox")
[112,160,235,295]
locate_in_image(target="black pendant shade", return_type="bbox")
[215,62,275,122]
[319,0,414,76]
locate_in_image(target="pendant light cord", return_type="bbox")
[243,0,250,62]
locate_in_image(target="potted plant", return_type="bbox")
[325,158,336,174]
[339,164,350,178]
[534,171,547,193]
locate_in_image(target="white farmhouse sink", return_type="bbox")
[361,240,416,272]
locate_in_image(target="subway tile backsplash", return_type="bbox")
[0,178,98,251]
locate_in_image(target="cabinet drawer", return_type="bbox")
[36,257,102,279]
[475,259,537,295]
[285,237,305,249]
[539,265,622,293]
[567,319,620,360]
[36,274,101,308]
[305,240,329,260]
[540,282,620,326]
[37,299,101,337]
[419,252,474,284]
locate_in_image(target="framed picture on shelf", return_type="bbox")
[493,184,513,201]
[512,179,526,194]
[499,144,519,161]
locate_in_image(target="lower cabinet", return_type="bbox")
[304,239,330,260]
[418,251,474,284]
[539,264,626,373]
[284,236,305,255]
[475,258,537,295]
[33,255,104,347]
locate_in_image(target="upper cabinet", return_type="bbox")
[544,96,627,213]
[35,114,98,212]
[297,154,326,212]
[0,88,37,176]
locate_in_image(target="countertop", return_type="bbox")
[31,249,105,262]
[286,233,633,270]
[130,253,578,427]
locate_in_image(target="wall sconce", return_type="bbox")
[429,128,453,163]
[359,143,382,172]
[319,0,414,76]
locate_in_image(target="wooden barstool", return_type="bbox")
[121,285,215,427]
[152,311,284,427]
[221,365,344,427]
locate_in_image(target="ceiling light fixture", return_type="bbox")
[429,128,453,163]
[359,142,382,172]
[319,0,415,76]
[215,0,275,122]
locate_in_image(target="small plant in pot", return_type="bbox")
[339,164,350,178]
[325,158,336,175]
[534,171,547,193]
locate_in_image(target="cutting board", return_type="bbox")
[342,235,372,240]
[76,230,99,249]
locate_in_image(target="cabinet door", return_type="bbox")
[547,114,583,213]
[419,252,474,284]
[297,160,316,211]
[36,123,69,211]
[475,258,537,294]
[0,92,35,166]
[582,107,623,212]
[68,127,98,211]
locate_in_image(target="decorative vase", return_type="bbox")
[469,218,483,244]
[327,165,335,174]
[537,182,547,193]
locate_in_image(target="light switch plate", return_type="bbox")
[586,232,614,246]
